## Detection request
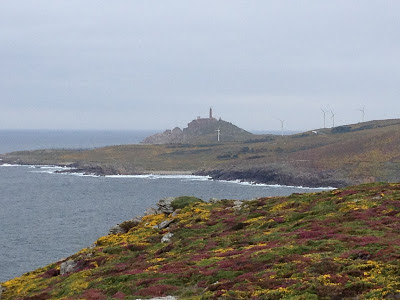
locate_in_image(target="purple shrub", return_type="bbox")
[236,272,257,283]
[297,230,323,239]
[112,291,126,299]
[137,277,165,287]
[136,284,178,297]
[191,252,211,261]
[273,216,285,223]
[41,268,60,278]
[352,235,379,246]
[81,289,107,300]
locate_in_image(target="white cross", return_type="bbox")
[216,128,220,142]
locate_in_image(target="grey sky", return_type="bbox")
[1,1,399,131]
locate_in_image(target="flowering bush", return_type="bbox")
[4,183,400,299]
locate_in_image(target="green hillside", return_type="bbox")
[3,183,400,299]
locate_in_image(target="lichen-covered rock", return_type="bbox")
[109,217,141,234]
[232,200,244,210]
[157,197,175,214]
[171,209,181,217]
[60,260,78,275]
[144,207,159,216]
[108,224,125,235]
[153,219,174,230]
[161,232,174,243]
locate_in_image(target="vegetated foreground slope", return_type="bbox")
[2,119,400,187]
[3,183,400,299]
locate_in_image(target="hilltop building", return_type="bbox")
[189,108,217,132]
[141,108,253,144]
[195,107,216,121]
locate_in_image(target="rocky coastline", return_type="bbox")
[195,166,350,188]
[0,159,346,188]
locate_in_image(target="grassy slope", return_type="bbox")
[3,183,400,299]
[2,119,400,185]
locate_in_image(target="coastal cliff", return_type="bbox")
[3,183,400,299]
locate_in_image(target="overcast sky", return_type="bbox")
[1,1,399,131]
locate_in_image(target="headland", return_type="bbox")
[1,114,400,188]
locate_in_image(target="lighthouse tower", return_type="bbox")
[209,107,213,119]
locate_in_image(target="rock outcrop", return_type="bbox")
[142,117,253,144]
[156,197,175,214]
[108,224,126,235]
[153,219,174,230]
[161,232,174,243]
[141,127,184,144]
[109,217,142,235]
[60,260,78,275]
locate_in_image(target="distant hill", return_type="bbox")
[3,118,400,187]
[141,116,254,144]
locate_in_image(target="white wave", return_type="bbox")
[216,179,334,190]
[0,163,26,167]
[30,165,74,175]
[106,174,211,181]
[105,174,332,189]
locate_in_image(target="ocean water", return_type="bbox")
[0,129,158,154]
[0,130,330,282]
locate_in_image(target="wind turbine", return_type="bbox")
[278,119,285,136]
[215,127,220,142]
[359,106,365,123]
[330,110,336,128]
[321,109,328,128]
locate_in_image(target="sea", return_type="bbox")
[0,130,330,282]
